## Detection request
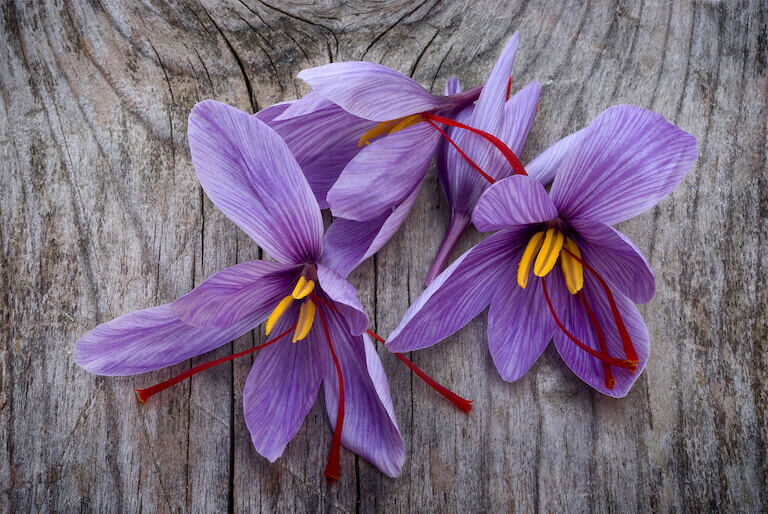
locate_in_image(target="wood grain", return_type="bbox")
[1,0,766,511]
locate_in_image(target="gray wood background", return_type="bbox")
[1,0,766,511]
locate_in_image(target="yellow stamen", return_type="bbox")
[517,231,545,289]
[266,295,294,335]
[387,114,423,134]
[293,300,316,343]
[534,228,564,277]
[358,114,424,147]
[560,237,584,294]
[358,119,400,147]
[292,278,315,300]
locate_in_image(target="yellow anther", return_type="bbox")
[292,300,316,343]
[387,114,423,134]
[358,119,400,147]
[533,228,564,277]
[292,278,315,300]
[358,114,424,147]
[266,295,294,335]
[560,237,584,294]
[517,231,545,289]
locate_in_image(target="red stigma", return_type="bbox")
[421,112,528,177]
[505,76,512,101]
[135,324,297,403]
[423,117,496,184]
[312,296,345,481]
[562,248,639,363]
[576,291,615,390]
[367,330,473,412]
[541,278,637,372]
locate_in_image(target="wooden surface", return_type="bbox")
[2,0,767,511]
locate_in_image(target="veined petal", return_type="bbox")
[262,102,375,209]
[549,272,649,398]
[188,100,324,264]
[569,218,655,304]
[316,264,369,335]
[273,92,336,121]
[488,265,556,382]
[170,261,300,329]
[243,306,325,461]
[320,307,404,477]
[472,175,558,232]
[470,33,520,139]
[327,121,439,221]
[549,105,698,224]
[386,228,529,353]
[297,61,451,121]
[322,185,420,278]
[444,75,462,96]
[74,304,263,376]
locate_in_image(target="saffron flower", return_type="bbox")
[294,34,538,268]
[74,100,404,478]
[427,70,541,284]
[386,105,698,397]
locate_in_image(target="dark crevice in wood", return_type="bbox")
[201,4,258,113]
[360,0,433,60]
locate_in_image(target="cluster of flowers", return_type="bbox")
[75,34,697,479]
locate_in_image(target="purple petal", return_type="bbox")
[322,186,420,278]
[327,121,439,221]
[524,127,588,185]
[570,218,655,304]
[170,261,299,328]
[253,101,292,123]
[444,76,462,96]
[264,103,375,209]
[488,266,556,382]
[548,272,649,398]
[472,175,558,232]
[243,306,325,461]
[273,92,335,121]
[74,304,263,376]
[188,100,324,264]
[319,306,404,477]
[386,229,528,352]
[549,105,698,225]
[438,81,541,218]
[297,61,450,121]
[317,264,369,335]
[470,33,519,138]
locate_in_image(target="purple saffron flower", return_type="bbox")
[385,105,698,397]
[74,100,404,479]
[295,35,538,262]
[427,69,541,284]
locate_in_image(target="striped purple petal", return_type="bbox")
[319,305,404,477]
[170,260,300,329]
[188,100,324,264]
[549,105,698,225]
[297,61,451,121]
[472,175,558,232]
[74,304,264,376]
[386,228,528,353]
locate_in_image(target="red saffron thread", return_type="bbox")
[135,324,297,403]
[310,294,472,412]
[366,330,473,413]
[577,291,615,389]
[315,300,345,481]
[421,112,528,176]
[562,247,639,363]
[424,117,496,184]
[540,278,637,372]
[505,76,512,101]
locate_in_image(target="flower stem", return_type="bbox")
[425,213,470,286]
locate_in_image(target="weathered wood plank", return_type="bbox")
[1,0,766,511]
